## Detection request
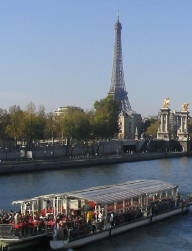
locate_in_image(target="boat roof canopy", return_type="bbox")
[65,180,177,204]
[12,180,177,205]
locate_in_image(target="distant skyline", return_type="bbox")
[0,0,192,116]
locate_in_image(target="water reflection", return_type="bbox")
[159,159,172,169]
[179,156,190,165]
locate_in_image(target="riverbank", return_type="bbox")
[0,152,191,175]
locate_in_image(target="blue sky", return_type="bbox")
[0,0,192,116]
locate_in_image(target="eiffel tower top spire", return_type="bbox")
[108,17,132,114]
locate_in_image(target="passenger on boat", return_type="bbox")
[151,198,177,215]
[109,212,114,226]
[0,208,55,238]
[98,211,103,222]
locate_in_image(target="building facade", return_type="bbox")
[55,106,83,116]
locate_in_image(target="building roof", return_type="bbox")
[12,180,177,205]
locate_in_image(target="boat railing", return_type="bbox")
[0,224,15,238]
[0,223,47,239]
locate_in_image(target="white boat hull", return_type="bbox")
[50,206,189,250]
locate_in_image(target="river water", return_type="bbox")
[1,157,192,251]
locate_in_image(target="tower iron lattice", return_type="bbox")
[108,17,132,114]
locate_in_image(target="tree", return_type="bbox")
[26,102,36,114]
[91,96,120,139]
[22,103,46,149]
[57,110,91,143]
[44,113,57,143]
[146,120,160,138]
[140,118,157,134]
[0,108,10,143]
[36,105,46,140]
[6,105,25,145]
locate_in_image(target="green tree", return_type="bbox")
[58,110,91,143]
[91,96,120,139]
[140,118,157,134]
[146,120,160,138]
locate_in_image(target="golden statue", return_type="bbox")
[181,103,189,112]
[162,98,170,109]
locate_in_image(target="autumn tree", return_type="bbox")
[22,103,46,149]
[44,112,57,143]
[6,105,25,145]
[0,108,9,143]
[0,96,121,146]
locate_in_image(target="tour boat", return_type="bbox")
[47,180,191,250]
[2,179,191,250]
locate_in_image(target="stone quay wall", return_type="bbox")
[0,141,126,161]
[0,152,189,175]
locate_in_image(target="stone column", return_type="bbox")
[184,116,187,131]
[165,114,168,132]
[157,108,170,140]
[180,116,183,132]
[161,115,163,132]
[177,110,189,151]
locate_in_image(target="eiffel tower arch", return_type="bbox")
[108,17,142,139]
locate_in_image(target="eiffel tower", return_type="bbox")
[108,17,132,114]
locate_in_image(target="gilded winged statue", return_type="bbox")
[181,103,189,112]
[162,98,170,108]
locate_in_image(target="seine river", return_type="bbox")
[1,157,192,251]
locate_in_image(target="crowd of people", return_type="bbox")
[53,207,144,241]
[0,197,188,241]
[0,209,52,237]
[0,206,144,240]
[151,198,179,215]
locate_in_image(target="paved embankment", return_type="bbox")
[0,152,190,175]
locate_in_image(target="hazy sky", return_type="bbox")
[0,0,192,116]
